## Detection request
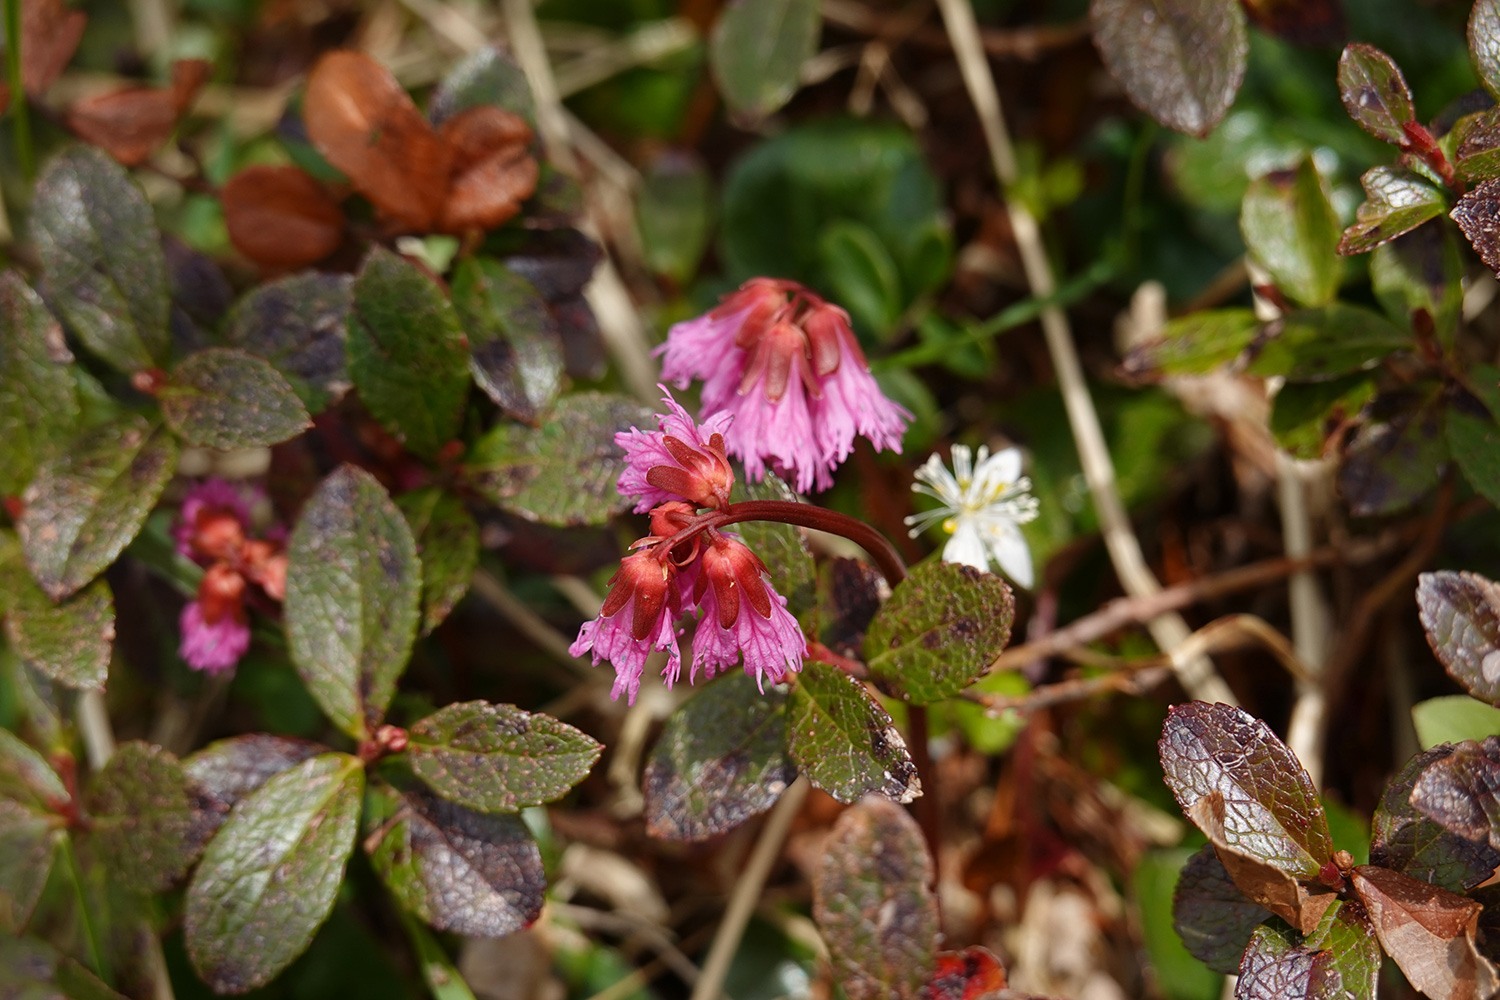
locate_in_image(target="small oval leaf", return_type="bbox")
[162,348,311,450]
[1337,43,1417,145]
[787,661,919,804]
[709,0,821,120]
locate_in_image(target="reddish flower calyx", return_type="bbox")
[198,562,247,624]
[191,508,247,563]
[643,428,734,512]
[696,534,774,628]
[600,550,676,642]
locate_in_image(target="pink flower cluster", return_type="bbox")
[174,479,287,673]
[659,278,910,494]
[569,393,806,704]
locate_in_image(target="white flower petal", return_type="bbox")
[977,445,1022,485]
[941,522,991,572]
[985,524,1033,589]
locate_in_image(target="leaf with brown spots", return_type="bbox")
[449,257,565,425]
[787,660,919,804]
[1350,864,1500,1000]
[221,165,345,270]
[223,271,352,414]
[1339,166,1446,256]
[161,347,310,450]
[396,487,478,635]
[1418,572,1500,707]
[84,742,217,894]
[65,59,210,166]
[0,271,79,497]
[814,796,939,1000]
[1453,180,1500,278]
[863,561,1014,704]
[3,569,113,690]
[182,734,323,822]
[302,50,450,231]
[1338,43,1417,146]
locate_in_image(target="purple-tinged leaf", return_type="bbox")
[84,741,216,894]
[1452,180,1500,278]
[182,733,323,822]
[1410,738,1500,852]
[161,348,310,450]
[1338,166,1445,255]
[0,935,127,1000]
[1350,863,1500,1000]
[1417,570,1500,706]
[1159,702,1335,934]
[643,673,794,842]
[285,465,420,739]
[1241,157,1341,308]
[0,800,60,931]
[4,573,113,690]
[814,796,939,1000]
[1471,0,1500,102]
[364,782,544,938]
[1372,745,1500,893]
[396,488,478,636]
[1337,386,1447,518]
[863,561,1014,705]
[0,272,79,497]
[1338,43,1417,146]
[185,753,363,994]
[451,257,565,425]
[788,661,920,804]
[1234,923,1337,999]
[1454,108,1500,185]
[1173,844,1271,974]
[223,271,352,413]
[1088,0,1248,138]
[19,417,177,599]
[407,700,601,813]
[1120,308,1261,377]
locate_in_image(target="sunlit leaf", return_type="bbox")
[1337,43,1416,145]
[1417,570,1500,706]
[787,661,919,804]
[1350,863,1500,1000]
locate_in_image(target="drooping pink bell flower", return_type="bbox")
[659,278,910,494]
[615,389,735,514]
[569,548,684,704]
[687,534,805,690]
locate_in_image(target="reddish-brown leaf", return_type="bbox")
[919,946,1008,999]
[221,165,345,269]
[17,0,86,95]
[1350,864,1500,1000]
[64,59,211,166]
[1240,0,1343,46]
[437,106,538,233]
[302,50,450,231]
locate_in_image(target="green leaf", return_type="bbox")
[1452,180,1500,278]
[185,753,364,994]
[863,561,1014,705]
[19,417,177,599]
[347,247,470,458]
[637,154,712,283]
[0,800,60,932]
[365,782,545,938]
[1454,107,1500,186]
[1121,309,1261,377]
[0,936,127,1000]
[1240,157,1340,308]
[1471,0,1500,102]
[84,742,214,894]
[408,700,601,813]
[1134,849,1224,1000]
[816,220,903,339]
[1371,745,1500,893]
[1247,304,1410,382]
[1337,43,1416,145]
[0,728,66,808]
[1338,166,1445,255]
[3,574,113,690]
[0,272,79,497]
[1268,375,1375,460]
[161,348,310,449]
[1370,223,1464,344]
[466,392,652,526]
[286,466,421,738]
[1159,702,1335,935]
[428,45,535,126]
[1170,845,1267,976]
[732,474,816,621]
[1303,900,1380,1000]
[787,661,919,804]
[397,488,479,635]
[1337,386,1447,517]
[812,796,938,1000]
[450,257,565,424]
[1088,0,1248,138]
[29,146,169,373]
[1418,570,1500,708]
[1234,921,1336,996]
[1414,696,1500,748]
[223,271,352,413]
[642,673,796,842]
[709,0,820,120]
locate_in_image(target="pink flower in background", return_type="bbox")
[174,478,254,562]
[179,602,251,674]
[616,390,734,514]
[659,278,910,493]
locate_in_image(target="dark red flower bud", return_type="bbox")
[600,550,675,642]
[198,562,247,624]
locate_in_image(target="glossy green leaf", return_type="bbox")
[1370,223,1463,343]
[709,0,820,120]
[1471,0,1500,102]
[1302,900,1379,1000]
[161,348,310,449]
[19,417,177,599]
[1268,375,1374,460]
[1337,43,1416,145]
[397,488,479,635]
[466,392,652,526]
[223,271,352,413]
[450,257,565,424]
[347,247,470,458]
[1338,166,1445,255]
[185,753,364,994]
[0,800,60,932]
[1159,702,1335,934]
[1447,369,1500,512]
[642,673,795,842]
[365,782,545,938]
[408,700,601,813]
[4,574,113,690]
[637,154,712,283]
[1247,304,1410,382]
[1371,745,1500,893]
[85,742,213,894]
[812,796,938,1000]
[1241,157,1340,308]
[1414,696,1500,749]
[1134,849,1224,1000]
[1088,0,1247,138]
[0,272,79,497]
[1233,921,1335,997]
[863,561,1014,705]
[786,661,919,804]
[1121,309,1261,377]
[428,45,535,126]
[286,465,421,738]
[29,146,169,373]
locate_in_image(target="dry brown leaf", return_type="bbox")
[18,0,86,95]
[302,50,449,231]
[64,60,211,166]
[221,164,345,269]
[436,106,538,233]
[1351,864,1500,1000]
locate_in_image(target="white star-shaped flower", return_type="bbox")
[904,444,1039,588]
